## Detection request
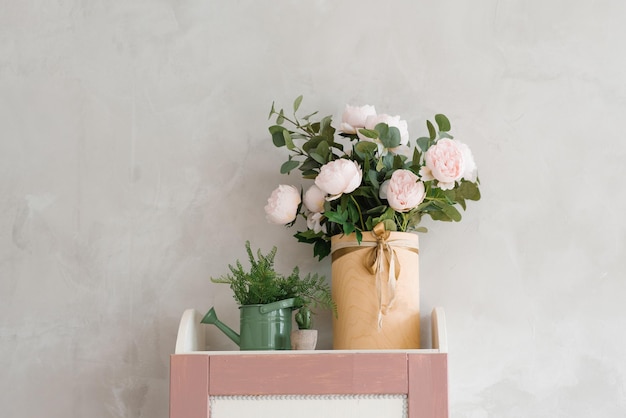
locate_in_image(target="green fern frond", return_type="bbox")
[210,242,334,314]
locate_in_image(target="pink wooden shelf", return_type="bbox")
[170,308,448,418]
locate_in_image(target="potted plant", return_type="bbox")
[202,241,334,350]
[291,305,319,350]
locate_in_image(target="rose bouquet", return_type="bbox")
[264,96,481,260]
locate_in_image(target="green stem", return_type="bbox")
[350,195,365,231]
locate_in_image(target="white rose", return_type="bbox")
[339,104,376,134]
[264,185,301,224]
[457,141,478,182]
[384,169,425,212]
[306,212,327,234]
[303,184,326,213]
[314,159,362,199]
[357,114,410,147]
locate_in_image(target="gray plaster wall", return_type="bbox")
[1,1,625,417]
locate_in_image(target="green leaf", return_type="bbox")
[377,124,401,149]
[300,158,321,172]
[376,158,385,172]
[382,219,397,231]
[364,205,387,215]
[283,129,295,150]
[302,136,324,153]
[293,95,303,112]
[358,128,379,139]
[269,125,286,147]
[277,109,285,125]
[313,240,331,261]
[355,141,378,158]
[268,102,276,119]
[441,204,462,221]
[435,114,451,132]
[416,137,430,152]
[280,159,300,174]
[315,140,330,161]
[427,120,436,140]
[325,210,348,224]
[458,181,481,201]
[429,210,452,221]
[302,111,319,121]
[393,155,404,169]
[367,170,380,188]
[319,116,335,140]
[309,152,326,164]
[411,147,421,165]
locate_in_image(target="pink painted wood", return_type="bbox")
[170,355,209,418]
[210,352,407,395]
[408,353,449,418]
[169,352,448,418]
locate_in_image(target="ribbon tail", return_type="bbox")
[376,244,384,330]
[387,247,397,311]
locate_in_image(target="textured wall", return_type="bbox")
[1,1,625,417]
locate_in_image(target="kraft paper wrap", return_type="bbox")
[330,224,420,349]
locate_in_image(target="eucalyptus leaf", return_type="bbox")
[378,124,401,149]
[309,152,326,164]
[367,170,380,188]
[441,204,462,221]
[435,114,451,132]
[300,158,321,172]
[358,128,379,139]
[416,137,430,152]
[302,111,319,121]
[320,116,335,140]
[283,130,295,150]
[355,141,378,158]
[269,125,286,147]
[293,95,303,112]
[427,120,436,140]
[315,140,330,160]
[268,102,276,119]
[280,159,300,174]
[302,136,324,153]
[277,109,285,125]
[458,181,481,201]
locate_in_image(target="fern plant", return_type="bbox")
[211,241,335,317]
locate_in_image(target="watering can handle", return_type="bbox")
[259,298,296,314]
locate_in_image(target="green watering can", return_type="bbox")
[201,298,296,350]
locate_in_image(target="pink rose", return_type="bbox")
[424,138,465,190]
[339,104,377,134]
[358,114,410,147]
[264,185,301,224]
[315,159,362,199]
[381,169,425,212]
[303,184,326,213]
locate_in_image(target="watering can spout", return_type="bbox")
[201,307,241,346]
